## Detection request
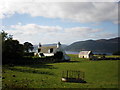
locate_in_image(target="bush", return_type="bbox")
[113,51,120,55]
[24,52,34,56]
[54,51,63,61]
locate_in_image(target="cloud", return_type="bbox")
[4,23,116,44]
[94,32,118,38]
[7,23,62,35]
[65,27,101,33]
[0,1,118,23]
[5,23,63,44]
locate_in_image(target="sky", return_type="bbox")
[0,0,119,45]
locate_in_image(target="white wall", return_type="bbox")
[78,55,89,58]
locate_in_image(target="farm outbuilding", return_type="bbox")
[78,51,93,58]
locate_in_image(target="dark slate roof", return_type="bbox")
[39,46,57,53]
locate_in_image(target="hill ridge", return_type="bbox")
[65,37,119,53]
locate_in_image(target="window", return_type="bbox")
[48,48,53,53]
[38,48,41,52]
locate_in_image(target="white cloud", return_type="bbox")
[7,23,62,35]
[65,27,101,33]
[5,23,63,44]
[94,32,118,38]
[0,1,118,23]
[4,23,116,44]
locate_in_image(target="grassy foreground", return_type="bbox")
[2,54,119,88]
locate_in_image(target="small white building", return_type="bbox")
[78,51,93,58]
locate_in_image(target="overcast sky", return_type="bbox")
[0,0,119,45]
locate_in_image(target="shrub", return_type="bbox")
[54,51,63,61]
[24,52,34,56]
[113,51,120,55]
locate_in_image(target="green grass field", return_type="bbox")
[2,54,119,88]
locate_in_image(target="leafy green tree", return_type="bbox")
[23,42,34,53]
[1,30,8,54]
[1,30,8,41]
[3,39,24,59]
[1,30,24,64]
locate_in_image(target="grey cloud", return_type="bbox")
[0,1,118,23]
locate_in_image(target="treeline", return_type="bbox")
[1,31,63,65]
[1,30,34,64]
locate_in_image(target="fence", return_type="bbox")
[61,70,86,83]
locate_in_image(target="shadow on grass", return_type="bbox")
[53,60,80,63]
[7,66,55,76]
[68,61,80,63]
[26,64,57,69]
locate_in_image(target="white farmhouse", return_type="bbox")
[78,51,93,58]
[35,42,70,61]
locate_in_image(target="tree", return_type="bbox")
[1,30,13,55]
[23,42,34,53]
[1,31,24,64]
[3,39,24,58]
[1,30,8,41]
[2,39,24,64]
[1,30,8,54]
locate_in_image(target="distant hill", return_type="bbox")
[65,37,120,53]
